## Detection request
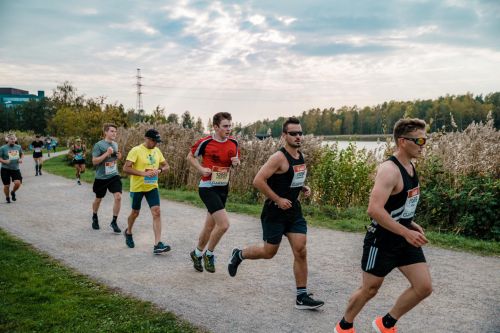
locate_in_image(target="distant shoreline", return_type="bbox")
[319,134,392,142]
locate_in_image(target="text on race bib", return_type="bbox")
[8,150,20,160]
[211,166,230,186]
[105,161,117,175]
[290,164,307,188]
[401,186,420,219]
[75,153,84,160]
[34,148,42,153]
[144,168,158,184]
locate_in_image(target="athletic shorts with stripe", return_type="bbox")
[361,230,426,277]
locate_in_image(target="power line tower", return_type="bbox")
[136,68,143,112]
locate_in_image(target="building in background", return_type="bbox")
[0,88,45,108]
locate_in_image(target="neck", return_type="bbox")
[284,144,299,157]
[104,137,113,143]
[394,150,412,166]
[213,133,227,142]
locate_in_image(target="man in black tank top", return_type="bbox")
[228,117,324,310]
[335,119,432,333]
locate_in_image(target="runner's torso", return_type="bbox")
[32,141,44,154]
[267,147,307,203]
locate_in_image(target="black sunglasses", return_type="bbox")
[286,131,303,137]
[400,137,426,146]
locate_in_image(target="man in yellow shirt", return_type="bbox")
[123,129,171,254]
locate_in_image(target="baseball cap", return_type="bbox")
[145,129,162,142]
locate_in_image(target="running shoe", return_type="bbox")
[372,317,397,333]
[295,293,324,310]
[110,221,121,233]
[203,253,216,273]
[153,242,171,254]
[39,170,42,175]
[6,197,10,204]
[334,322,356,333]
[228,248,242,277]
[190,250,203,272]
[92,215,100,230]
[77,180,81,185]
[124,228,134,248]
[10,191,16,201]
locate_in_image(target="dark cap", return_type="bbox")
[145,129,162,142]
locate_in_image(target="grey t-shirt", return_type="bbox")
[92,140,119,179]
[0,144,23,170]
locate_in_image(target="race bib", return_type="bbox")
[211,166,230,186]
[8,150,20,161]
[401,186,420,219]
[290,164,307,188]
[144,169,158,184]
[34,148,42,153]
[75,153,83,160]
[105,161,117,175]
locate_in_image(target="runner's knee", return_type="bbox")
[151,206,160,218]
[292,245,307,260]
[263,247,278,259]
[362,284,380,299]
[114,193,122,201]
[415,282,433,299]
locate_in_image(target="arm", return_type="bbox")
[122,160,148,177]
[187,151,211,177]
[253,152,292,210]
[92,146,114,166]
[367,163,428,247]
[158,160,169,174]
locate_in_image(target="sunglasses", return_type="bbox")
[400,137,426,146]
[286,131,303,137]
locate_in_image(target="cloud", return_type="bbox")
[109,20,159,36]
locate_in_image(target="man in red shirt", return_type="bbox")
[187,112,240,273]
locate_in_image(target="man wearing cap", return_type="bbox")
[123,129,171,254]
[91,123,122,233]
[0,134,24,203]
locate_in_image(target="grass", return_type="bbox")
[0,229,204,333]
[44,155,499,256]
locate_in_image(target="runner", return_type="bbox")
[334,118,432,333]
[227,117,324,310]
[122,129,171,254]
[188,112,240,273]
[45,136,52,157]
[31,135,44,176]
[0,134,23,203]
[69,138,87,185]
[91,123,122,233]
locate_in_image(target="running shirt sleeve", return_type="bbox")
[157,149,166,164]
[126,146,139,164]
[92,143,102,158]
[191,136,212,157]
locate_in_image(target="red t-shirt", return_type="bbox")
[191,135,240,185]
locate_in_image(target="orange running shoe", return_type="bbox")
[372,316,398,332]
[334,322,356,333]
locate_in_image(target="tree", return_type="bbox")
[181,111,194,129]
[166,113,179,124]
[194,117,204,133]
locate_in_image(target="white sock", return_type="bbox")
[205,249,214,256]
[194,247,203,257]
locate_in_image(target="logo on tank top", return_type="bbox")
[290,164,307,188]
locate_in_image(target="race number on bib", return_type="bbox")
[290,164,307,188]
[34,148,42,153]
[144,169,158,185]
[8,150,20,161]
[211,166,230,186]
[75,153,83,160]
[401,187,420,219]
[105,161,117,175]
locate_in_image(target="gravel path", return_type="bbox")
[1,152,499,333]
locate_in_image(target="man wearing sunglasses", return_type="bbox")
[335,118,432,333]
[228,117,324,310]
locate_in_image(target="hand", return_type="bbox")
[275,197,292,210]
[411,222,425,235]
[106,147,114,156]
[403,229,428,248]
[2,159,10,164]
[117,151,122,160]
[302,186,311,198]
[201,167,212,177]
[144,169,158,177]
[231,156,240,167]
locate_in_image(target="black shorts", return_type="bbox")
[361,231,426,277]
[73,159,86,165]
[199,186,228,214]
[261,200,307,245]
[1,168,22,185]
[130,188,160,210]
[33,152,43,158]
[93,175,122,198]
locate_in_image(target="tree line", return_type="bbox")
[241,92,500,137]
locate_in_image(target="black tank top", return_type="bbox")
[266,147,307,202]
[372,155,420,228]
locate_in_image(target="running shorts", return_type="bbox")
[261,200,307,245]
[130,188,160,210]
[92,175,122,198]
[1,168,22,185]
[199,186,229,214]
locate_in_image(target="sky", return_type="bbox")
[1,0,499,125]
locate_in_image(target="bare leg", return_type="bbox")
[241,242,280,260]
[151,206,162,244]
[205,209,230,251]
[112,192,122,217]
[12,180,21,192]
[3,185,10,198]
[196,212,215,251]
[127,209,140,234]
[343,272,385,323]
[287,233,307,288]
[92,197,102,214]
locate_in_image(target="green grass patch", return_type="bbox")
[43,155,500,256]
[0,229,204,333]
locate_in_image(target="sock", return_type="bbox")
[93,213,98,219]
[339,317,353,330]
[238,249,244,260]
[205,249,214,257]
[194,247,203,257]
[112,216,117,222]
[39,164,42,170]
[382,313,398,328]
[35,164,38,172]
[296,287,307,299]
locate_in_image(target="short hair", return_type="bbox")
[213,112,232,127]
[393,118,426,144]
[36,135,40,138]
[282,117,301,133]
[103,123,117,133]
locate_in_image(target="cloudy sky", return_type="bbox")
[1,0,499,124]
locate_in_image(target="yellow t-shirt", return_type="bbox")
[126,144,166,192]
